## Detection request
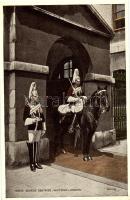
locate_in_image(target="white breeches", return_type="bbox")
[67,96,87,103]
[67,96,79,103]
[28,130,42,143]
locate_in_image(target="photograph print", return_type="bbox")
[3,4,127,198]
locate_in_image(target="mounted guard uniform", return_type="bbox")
[67,83,83,113]
[58,69,84,115]
[23,82,46,172]
[58,69,87,133]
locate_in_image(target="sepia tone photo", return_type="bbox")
[3,4,127,198]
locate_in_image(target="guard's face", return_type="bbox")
[75,79,80,86]
[33,95,38,101]
[31,95,39,104]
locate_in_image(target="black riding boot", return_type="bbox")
[27,142,36,172]
[34,142,43,169]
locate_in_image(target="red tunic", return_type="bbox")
[67,86,83,97]
[67,86,74,97]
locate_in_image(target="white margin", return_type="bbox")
[125,0,130,197]
[0,0,129,200]
[0,3,6,200]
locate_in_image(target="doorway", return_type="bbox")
[46,37,91,160]
[47,58,83,159]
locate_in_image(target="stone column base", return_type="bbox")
[6,138,49,166]
[5,130,116,166]
[92,129,116,149]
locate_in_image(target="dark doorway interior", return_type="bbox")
[46,57,83,160]
[46,37,91,161]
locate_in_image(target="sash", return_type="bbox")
[30,103,41,115]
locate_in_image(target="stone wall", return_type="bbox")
[4,6,115,166]
[4,71,9,142]
[14,7,110,75]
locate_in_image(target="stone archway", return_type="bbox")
[46,36,92,80]
[46,37,92,160]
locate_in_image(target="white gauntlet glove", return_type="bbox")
[41,122,46,137]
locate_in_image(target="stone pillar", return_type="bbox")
[6,7,17,165]
[9,72,16,142]
[5,61,49,166]
[7,72,17,165]
[9,6,16,62]
[5,6,51,164]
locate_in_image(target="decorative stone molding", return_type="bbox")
[85,73,115,84]
[33,6,112,38]
[4,61,49,74]
[110,41,125,53]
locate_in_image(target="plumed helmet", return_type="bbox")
[29,82,38,100]
[72,68,80,83]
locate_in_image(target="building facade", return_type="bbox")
[94,4,126,139]
[94,4,125,72]
[4,5,116,166]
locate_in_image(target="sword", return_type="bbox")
[24,95,41,132]
[68,78,79,98]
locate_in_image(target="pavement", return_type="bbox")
[6,139,128,198]
[100,139,127,156]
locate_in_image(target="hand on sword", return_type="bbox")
[32,117,42,123]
